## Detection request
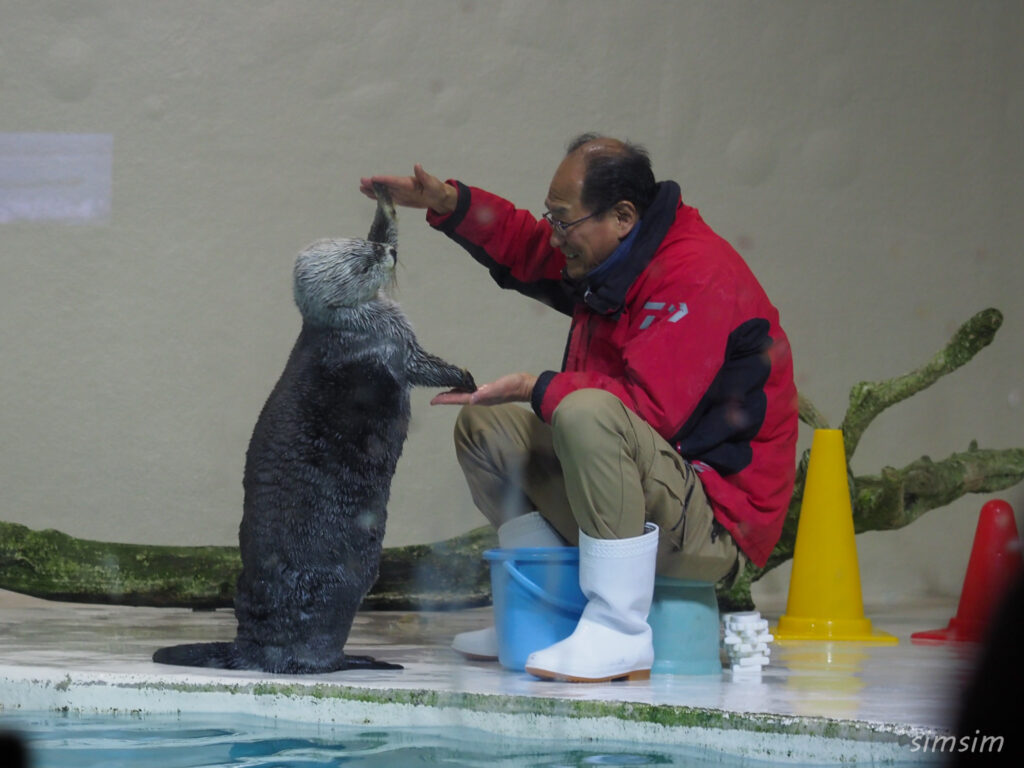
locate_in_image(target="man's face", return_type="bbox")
[544,153,628,281]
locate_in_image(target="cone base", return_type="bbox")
[775,614,899,644]
[910,618,986,645]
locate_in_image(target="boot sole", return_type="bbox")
[524,665,651,683]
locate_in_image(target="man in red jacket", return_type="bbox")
[360,135,798,682]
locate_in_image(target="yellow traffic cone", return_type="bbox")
[775,429,897,643]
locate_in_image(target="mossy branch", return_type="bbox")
[798,394,830,430]
[852,444,1024,533]
[839,308,1003,461]
[0,522,238,608]
[0,519,495,610]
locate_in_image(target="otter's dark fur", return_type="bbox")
[153,186,474,673]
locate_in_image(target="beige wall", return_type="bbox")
[1,0,1021,604]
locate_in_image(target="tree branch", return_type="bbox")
[840,308,1003,460]
[0,520,496,610]
[852,445,1024,533]
[798,393,830,430]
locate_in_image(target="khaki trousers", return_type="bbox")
[453,388,742,584]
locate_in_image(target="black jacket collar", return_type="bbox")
[563,181,680,317]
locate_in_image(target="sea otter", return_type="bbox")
[153,185,475,673]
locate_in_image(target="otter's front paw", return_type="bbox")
[456,369,477,392]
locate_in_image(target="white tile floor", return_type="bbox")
[0,589,982,765]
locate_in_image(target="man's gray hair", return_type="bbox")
[564,133,657,217]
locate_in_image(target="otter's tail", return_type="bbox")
[152,642,244,669]
[344,654,403,671]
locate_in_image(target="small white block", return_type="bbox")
[723,611,761,623]
[737,654,770,667]
[731,642,769,655]
[728,619,768,632]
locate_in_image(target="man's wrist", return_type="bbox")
[431,183,459,216]
[521,373,538,400]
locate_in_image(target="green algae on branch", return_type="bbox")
[0,519,494,610]
[851,444,1024,533]
[840,308,1003,460]
[359,525,496,609]
[0,521,238,608]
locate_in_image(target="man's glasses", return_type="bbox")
[543,209,604,236]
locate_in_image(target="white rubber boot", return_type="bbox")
[451,512,565,660]
[525,522,658,682]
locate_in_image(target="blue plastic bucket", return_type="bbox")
[483,547,586,671]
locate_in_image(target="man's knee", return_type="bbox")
[551,389,628,451]
[454,403,534,466]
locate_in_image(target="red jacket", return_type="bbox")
[428,181,798,567]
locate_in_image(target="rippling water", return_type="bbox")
[1,711,725,767]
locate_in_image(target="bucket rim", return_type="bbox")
[483,546,579,562]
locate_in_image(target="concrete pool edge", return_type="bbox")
[0,665,942,764]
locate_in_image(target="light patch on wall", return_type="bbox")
[0,133,112,224]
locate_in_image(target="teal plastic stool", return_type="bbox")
[649,577,722,675]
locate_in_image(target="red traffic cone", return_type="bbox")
[912,500,1022,644]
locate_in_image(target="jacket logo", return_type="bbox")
[639,301,688,330]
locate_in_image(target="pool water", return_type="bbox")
[0,711,748,768]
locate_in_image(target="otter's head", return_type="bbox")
[293,237,397,327]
